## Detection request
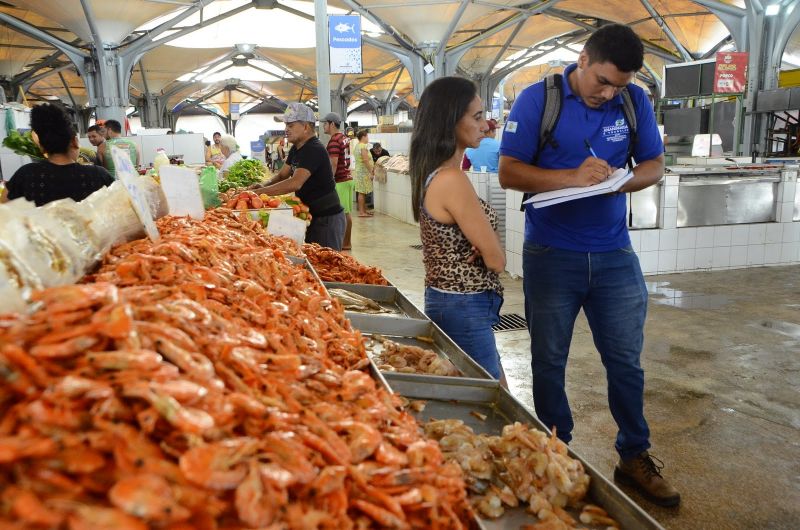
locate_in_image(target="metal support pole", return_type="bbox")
[314,0,332,144]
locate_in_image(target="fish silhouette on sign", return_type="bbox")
[334,22,356,33]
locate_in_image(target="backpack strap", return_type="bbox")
[521,73,564,210]
[620,87,637,170]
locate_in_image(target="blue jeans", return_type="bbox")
[522,242,650,459]
[424,288,503,378]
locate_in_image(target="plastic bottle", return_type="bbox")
[153,148,169,173]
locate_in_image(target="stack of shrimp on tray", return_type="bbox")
[0,209,472,529]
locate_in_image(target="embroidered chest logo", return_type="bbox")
[602,118,629,143]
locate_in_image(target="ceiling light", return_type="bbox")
[235,43,255,53]
[765,4,780,15]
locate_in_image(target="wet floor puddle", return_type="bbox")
[646,281,730,309]
[758,320,800,339]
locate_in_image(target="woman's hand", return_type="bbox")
[466,245,481,264]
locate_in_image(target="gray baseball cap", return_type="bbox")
[275,102,317,123]
[322,112,342,124]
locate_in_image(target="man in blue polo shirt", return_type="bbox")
[499,24,679,507]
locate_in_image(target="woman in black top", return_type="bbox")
[1,104,113,207]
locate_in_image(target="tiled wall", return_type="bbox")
[373,170,417,226]
[505,171,800,278]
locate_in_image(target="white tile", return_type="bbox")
[729,246,749,267]
[748,224,767,245]
[766,223,783,244]
[765,243,782,264]
[663,185,679,208]
[641,230,660,252]
[664,174,679,186]
[712,246,730,268]
[629,231,641,252]
[677,249,695,270]
[696,226,715,248]
[638,251,659,275]
[695,247,713,269]
[747,244,765,266]
[513,252,523,277]
[779,206,795,223]
[781,242,799,263]
[658,250,677,273]
[731,225,750,245]
[783,181,796,200]
[783,223,800,243]
[776,185,784,204]
[659,229,678,250]
[677,228,697,249]
[662,207,678,229]
[713,225,732,247]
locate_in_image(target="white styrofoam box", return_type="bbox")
[0,153,27,181]
[746,244,765,266]
[766,223,784,244]
[677,248,695,270]
[638,251,659,275]
[641,230,660,252]
[713,225,733,247]
[729,246,748,267]
[731,224,750,245]
[712,246,730,268]
[171,133,205,165]
[765,243,782,264]
[140,135,173,166]
[677,227,697,249]
[658,229,677,250]
[663,184,679,208]
[748,224,767,245]
[658,250,677,272]
[695,247,713,269]
[662,207,678,229]
[629,230,641,252]
[696,226,715,248]
[781,242,799,262]
[783,222,800,243]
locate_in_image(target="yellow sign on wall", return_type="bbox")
[779,69,800,87]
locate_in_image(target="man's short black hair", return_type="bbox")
[105,119,123,133]
[584,24,644,73]
[87,125,102,134]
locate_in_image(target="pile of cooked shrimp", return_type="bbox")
[424,420,619,529]
[368,336,461,377]
[0,210,471,529]
[303,243,390,285]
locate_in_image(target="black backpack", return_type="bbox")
[520,73,638,209]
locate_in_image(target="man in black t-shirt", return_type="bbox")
[250,103,345,250]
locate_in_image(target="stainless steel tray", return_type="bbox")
[347,314,492,380]
[387,375,664,530]
[323,282,427,319]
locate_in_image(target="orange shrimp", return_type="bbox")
[109,474,191,523]
[234,461,286,527]
[4,487,64,527]
[351,499,410,530]
[123,382,214,435]
[179,437,261,490]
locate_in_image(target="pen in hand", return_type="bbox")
[584,139,599,159]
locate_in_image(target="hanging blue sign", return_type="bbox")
[329,15,362,75]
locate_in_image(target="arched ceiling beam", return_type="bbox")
[0,12,87,62]
[20,63,75,90]
[490,29,589,82]
[435,0,470,63]
[58,71,78,108]
[689,0,745,18]
[384,67,404,106]
[343,62,404,96]
[638,0,692,61]
[126,1,253,56]
[771,2,800,67]
[123,0,215,53]
[701,35,733,59]
[484,20,525,76]
[340,0,419,56]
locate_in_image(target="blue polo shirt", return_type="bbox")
[500,63,663,252]
[465,136,500,172]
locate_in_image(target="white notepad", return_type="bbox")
[524,168,634,208]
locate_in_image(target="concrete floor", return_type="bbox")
[348,212,800,530]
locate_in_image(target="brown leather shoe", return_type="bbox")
[614,451,681,507]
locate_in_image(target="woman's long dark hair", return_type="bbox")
[409,76,477,221]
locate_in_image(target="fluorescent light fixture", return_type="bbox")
[765,3,780,15]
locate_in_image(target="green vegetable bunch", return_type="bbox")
[218,159,266,192]
[2,130,44,159]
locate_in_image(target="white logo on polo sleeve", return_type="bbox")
[505,121,518,133]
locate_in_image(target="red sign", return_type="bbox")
[713,52,748,93]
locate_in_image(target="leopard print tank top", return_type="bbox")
[419,172,503,295]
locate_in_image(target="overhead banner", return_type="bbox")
[329,15,362,74]
[713,52,748,93]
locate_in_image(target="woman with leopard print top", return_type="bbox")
[409,76,506,382]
